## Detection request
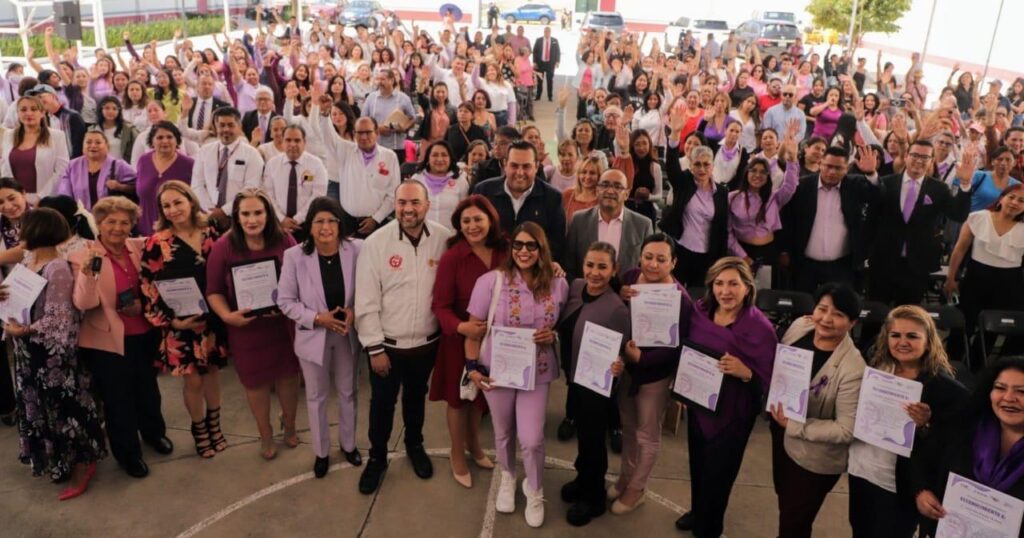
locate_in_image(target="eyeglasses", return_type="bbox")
[311,217,341,227]
[354,130,375,135]
[907,152,933,161]
[511,240,540,252]
[596,181,627,191]
[691,162,712,169]
[782,92,795,97]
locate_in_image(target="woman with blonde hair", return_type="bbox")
[562,155,604,225]
[139,180,228,459]
[846,305,968,538]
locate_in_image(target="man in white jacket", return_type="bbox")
[354,180,453,494]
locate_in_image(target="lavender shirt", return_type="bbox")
[728,162,800,257]
[56,155,137,210]
[679,188,715,254]
[467,270,569,386]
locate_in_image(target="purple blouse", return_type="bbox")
[679,187,715,253]
[467,270,569,386]
[728,161,800,257]
[136,151,195,235]
[56,155,137,210]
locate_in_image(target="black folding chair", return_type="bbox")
[977,310,1024,366]
[923,304,972,371]
[756,289,815,337]
[854,300,891,356]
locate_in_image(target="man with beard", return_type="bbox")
[354,180,453,494]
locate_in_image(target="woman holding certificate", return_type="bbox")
[464,222,569,528]
[769,283,866,538]
[430,196,507,488]
[913,358,1024,537]
[846,305,967,537]
[675,257,776,538]
[277,196,363,479]
[140,180,228,460]
[206,188,300,461]
[612,233,695,515]
[557,242,630,527]
[6,208,106,500]
[0,177,30,427]
[70,197,172,480]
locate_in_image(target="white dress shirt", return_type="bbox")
[263,152,328,223]
[597,207,625,252]
[504,181,534,217]
[804,180,849,261]
[191,137,264,213]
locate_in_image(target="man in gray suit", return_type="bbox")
[564,169,654,280]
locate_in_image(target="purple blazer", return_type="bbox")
[55,155,137,210]
[277,239,362,365]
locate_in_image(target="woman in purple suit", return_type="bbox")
[277,196,363,479]
[206,188,300,461]
[55,129,136,210]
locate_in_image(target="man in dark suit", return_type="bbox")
[470,140,566,254]
[241,86,279,145]
[867,140,972,305]
[532,26,560,102]
[181,74,229,144]
[780,146,880,294]
[564,169,653,279]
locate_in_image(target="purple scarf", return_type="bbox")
[360,147,378,166]
[719,144,739,162]
[686,301,778,438]
[422,172,450,196]
[972,416,1024,492]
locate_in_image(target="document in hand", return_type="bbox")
[935,473,1023,538]
[0,264,47,324]
[489,326,537,391]
[573,321,623,397]
[766,344,814,422]
[155,277,209,318]
[673,345,724,411]
[630,283,681,348]
[852,367,923,457]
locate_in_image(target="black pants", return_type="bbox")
[563,360,620,430]
[535,64,555,101]
[0,342,15,416]
[572,384,612,505]
[740,240,786,289]
[869,257,929,306]
[770,422,841,538]
[795,257,853,295]
[84,331,166,463]
[674,246,715,289]
[368,342,438,461]
[688,408,757,538]
[848,475,919,538]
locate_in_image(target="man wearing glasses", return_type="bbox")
[762,84,806,143]
[868,140,972,305]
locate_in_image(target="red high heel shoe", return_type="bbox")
[58,462,96,501]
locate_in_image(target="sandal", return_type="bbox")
[205,407,228,452]
[191,420,216,458]
[279,411,299,448]
[260,437,277,460]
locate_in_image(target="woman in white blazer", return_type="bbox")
[0,95,69,202]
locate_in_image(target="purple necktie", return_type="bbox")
[902,180,917,223]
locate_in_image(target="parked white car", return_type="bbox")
[664,17,730,53]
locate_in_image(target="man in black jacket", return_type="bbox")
[780,146,880,294]
[471,140,566,254]
[240,86,279,145]
[532,27,561,102]
[867,140,972,305]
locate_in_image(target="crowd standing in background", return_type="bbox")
[0,6,1021,537]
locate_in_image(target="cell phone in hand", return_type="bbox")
[90,256,103,274]
[116,289,136,310]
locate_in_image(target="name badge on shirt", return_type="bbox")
[234,160,246,165]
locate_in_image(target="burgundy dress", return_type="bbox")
[136,151,195,236]
[429,240,507,409]
[205,234,300,389]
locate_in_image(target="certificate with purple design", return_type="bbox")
[766,344,813,422]
[489,326,537,391]
[673,346,724,411]
[0,264,47,325]
[852,367,923,458]
[630,284,681,348]
[573,321,623,397]
[935,473,1023,538]
[230,257,280,315]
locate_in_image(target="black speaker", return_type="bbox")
[54,1,83,41]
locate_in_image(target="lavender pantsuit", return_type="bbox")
[277,240,362,458]
[467,270,568,491]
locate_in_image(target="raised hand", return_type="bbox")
[855,144,878,172]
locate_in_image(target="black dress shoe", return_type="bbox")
[675,511,695,531]
[560,479,581,503]
[407,445,433,479]
[557,418,576,441]
[359,458,388,494]
[123,458,150,478]
[146,436,174,455]
[0,413,14,426]
[342,447,362,467]
[609,429,623,454]
[314,456,329,478]
[566,500,605,526]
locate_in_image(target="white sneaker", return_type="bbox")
[522,478,545,528]
[496,471,516,514]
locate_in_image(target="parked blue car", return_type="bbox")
[339,0,384,28]
[500,3,556,25]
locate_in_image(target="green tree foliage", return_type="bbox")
[807,0,912,36]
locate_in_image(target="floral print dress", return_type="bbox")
[14,259,106,481]
[139,227,227,376]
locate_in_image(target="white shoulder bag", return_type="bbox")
[460,272,503,401]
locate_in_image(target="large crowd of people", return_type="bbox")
[0,6,1022,537]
